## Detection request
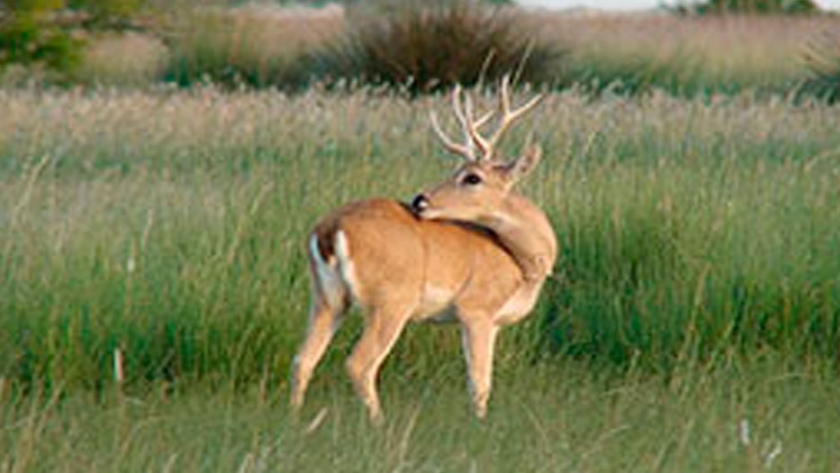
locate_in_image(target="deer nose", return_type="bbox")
[411,194,429,214]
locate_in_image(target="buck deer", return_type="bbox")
[290,77,557,424]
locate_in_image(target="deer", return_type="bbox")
[289,76,557,424]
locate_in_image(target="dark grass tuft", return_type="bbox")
[311,1,568,95]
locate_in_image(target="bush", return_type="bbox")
[686,0,819,14]
[0,13,85,74]
[314,1,566,94]
[0,0,148,81]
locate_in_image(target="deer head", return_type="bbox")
[412,76,544,225]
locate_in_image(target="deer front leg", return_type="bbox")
[345,305,411,425]
[460,317,499,419]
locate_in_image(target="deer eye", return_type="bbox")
[462,173,483,186]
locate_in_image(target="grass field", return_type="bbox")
[1,86,840,471]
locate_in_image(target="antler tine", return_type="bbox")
[482,75,544,160]
[463,93,492,159]
[451,85,478,160]
[429,110,475,161]
[429,83,503,162]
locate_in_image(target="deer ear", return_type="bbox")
[504,144,542,185]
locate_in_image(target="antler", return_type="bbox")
[430,84,493,161]
[430,75,543,162]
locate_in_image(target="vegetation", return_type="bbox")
[688,0,819,15]
[1,86,839,469]
[161,7,339,89]
[3,2,839,98]
[3,3,840,471]
[0,11,85,75]
[313,1,564,93]
[801,29,840,103]
[533,13,835,97]
[0,0,149,83]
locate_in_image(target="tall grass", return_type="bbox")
[1,87,839,393]
[801,27,840,102]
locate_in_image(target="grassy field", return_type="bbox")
[1,86,840,471]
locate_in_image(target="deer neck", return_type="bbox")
[481,193,557,284]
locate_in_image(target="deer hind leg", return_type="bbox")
[460,317,499,419]
[289,297,346,410]
[345,304,411,425]
[290,235,348,410]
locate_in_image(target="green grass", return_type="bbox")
[1,87,840,470]
[3,359,840,472]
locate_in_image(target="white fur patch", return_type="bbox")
[309,234,344,309]
[334,231,360,299]
[495,282,542,325]
[415,284,456,321]
[424,284,452,307]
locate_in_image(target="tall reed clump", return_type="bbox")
[800,29,840,103]
[313,1,567,94]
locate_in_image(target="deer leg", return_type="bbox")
[345,305,411,424]
[460,317,499,419]
[290,297,345,410]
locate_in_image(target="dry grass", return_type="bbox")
[162,4,342,87]
[531,11,840,93]
[73,32,169,86]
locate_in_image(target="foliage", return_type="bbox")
[0,12,85,74]
[0,0,147,79]
[313,1,566,94]
[684,0,819,15]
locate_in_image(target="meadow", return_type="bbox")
[1,83,840,471]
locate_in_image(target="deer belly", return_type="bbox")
[413,284,457,323]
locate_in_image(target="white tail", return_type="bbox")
[290,77,557,424]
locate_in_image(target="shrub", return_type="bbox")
[313,1,566,94]
[685,0,819,15]
[0,0,148,82]
[0,12,85,74]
